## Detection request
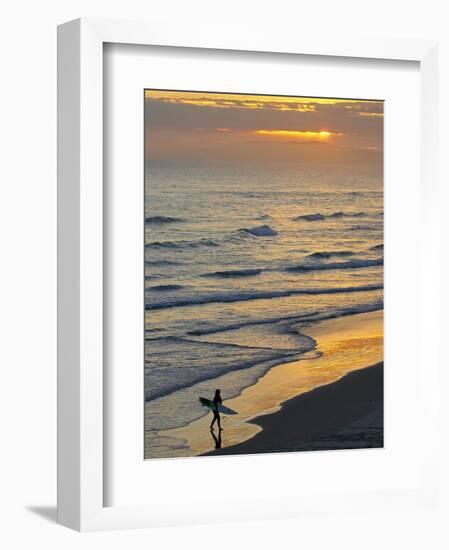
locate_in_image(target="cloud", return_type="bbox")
[357,112,384,117]
[145,97,382,135]
[144,90,383,165]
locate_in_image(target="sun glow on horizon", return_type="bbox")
[145,89,383,163]
[254,129,343,141]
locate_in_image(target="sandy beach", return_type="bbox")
[204,362,383,456]
[153,309,383,458]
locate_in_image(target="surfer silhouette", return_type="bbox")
[210,389,223,431]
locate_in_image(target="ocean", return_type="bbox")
[144,160,383,458]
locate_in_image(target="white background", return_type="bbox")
[1,1,448,548]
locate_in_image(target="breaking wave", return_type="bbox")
[145,215,184,224]
[349,224,382,231]
[306,250,354,259]
[293,211,367,221]
[239,224,278,237]
[201,268,262,278]
[146,283,383,310]
[286,258,383,273]
[145,238,220,249]
[149,284,185,292]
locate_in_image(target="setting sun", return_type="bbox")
[254,129,342,141]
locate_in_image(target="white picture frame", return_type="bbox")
[57,17,439,531]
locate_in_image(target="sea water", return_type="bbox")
[144,161,383,456]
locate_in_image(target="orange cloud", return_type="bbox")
[145,90,379,112]
[358,112,384,117]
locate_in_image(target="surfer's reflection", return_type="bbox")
[210,389,223,431]
[210,427,222,449]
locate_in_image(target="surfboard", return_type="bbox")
[199,397,237,415]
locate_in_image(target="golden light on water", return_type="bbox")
[155,311,383,457]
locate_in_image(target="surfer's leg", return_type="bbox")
[217,414,222,431]
[210,412,217,429]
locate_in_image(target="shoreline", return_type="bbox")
[151,309,383,458]
[203,362,383,456]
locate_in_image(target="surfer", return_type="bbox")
[210,389,223,431]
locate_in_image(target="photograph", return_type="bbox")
[144,89,384,459]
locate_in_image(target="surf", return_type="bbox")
[145,283,383,310]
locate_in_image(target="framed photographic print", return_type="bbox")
[58,18,440,530]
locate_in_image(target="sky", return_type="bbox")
[144,90,383,166]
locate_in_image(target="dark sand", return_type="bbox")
[203,362,383,456]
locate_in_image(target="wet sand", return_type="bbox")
[204,362,383,456]
[156,310,383,457]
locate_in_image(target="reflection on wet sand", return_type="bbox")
[157,310,383,457]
